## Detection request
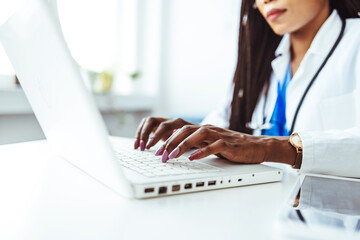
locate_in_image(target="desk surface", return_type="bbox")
[0,140,299,240]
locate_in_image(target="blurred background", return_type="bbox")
[0,0,241,144]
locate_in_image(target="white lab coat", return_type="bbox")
[202,11,360,178]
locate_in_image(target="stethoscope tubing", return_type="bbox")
[248,18,346,134]
[289,18,346,134]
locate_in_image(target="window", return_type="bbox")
[0,1,20,87]
[58,0,161,95]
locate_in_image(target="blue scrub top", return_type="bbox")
[262,62,292,136]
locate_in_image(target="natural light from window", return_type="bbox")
[58,0,118,71]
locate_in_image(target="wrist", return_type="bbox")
[262,136,297,166]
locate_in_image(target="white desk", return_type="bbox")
[0,140,299,240]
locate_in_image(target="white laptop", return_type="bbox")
[0,0,283,199]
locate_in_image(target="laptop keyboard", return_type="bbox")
[114,145,221,178]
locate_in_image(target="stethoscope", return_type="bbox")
[247,18,346,134]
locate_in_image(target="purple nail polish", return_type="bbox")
[168,147,180,159]
[189,150,202,161]
[134,139,140,149]
[140,140,146,151]
[155,145,164,156]
[146,138,154,149]
[162,150,169,163]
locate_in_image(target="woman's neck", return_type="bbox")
[290,7,331,76]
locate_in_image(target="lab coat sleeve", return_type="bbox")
[299,48,360,178]
[200,84,233,129]
[299,128,360,178]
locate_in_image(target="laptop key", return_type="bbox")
[114,146,221,177]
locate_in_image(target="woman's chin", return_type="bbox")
[270,26,288,36]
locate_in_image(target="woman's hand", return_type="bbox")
[134,117,193,151]
[155,124,297,165]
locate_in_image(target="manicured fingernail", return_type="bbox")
[168,147,180,159]
[189,150,202,161]
[162,150,169,163]
[140,140,146,151]
[146,138,154,149]
[134,139,140,149]
[155,145,164,156]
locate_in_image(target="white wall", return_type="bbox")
[2,0,242,122]
[158,0,241,121]
[0,0,242,145]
